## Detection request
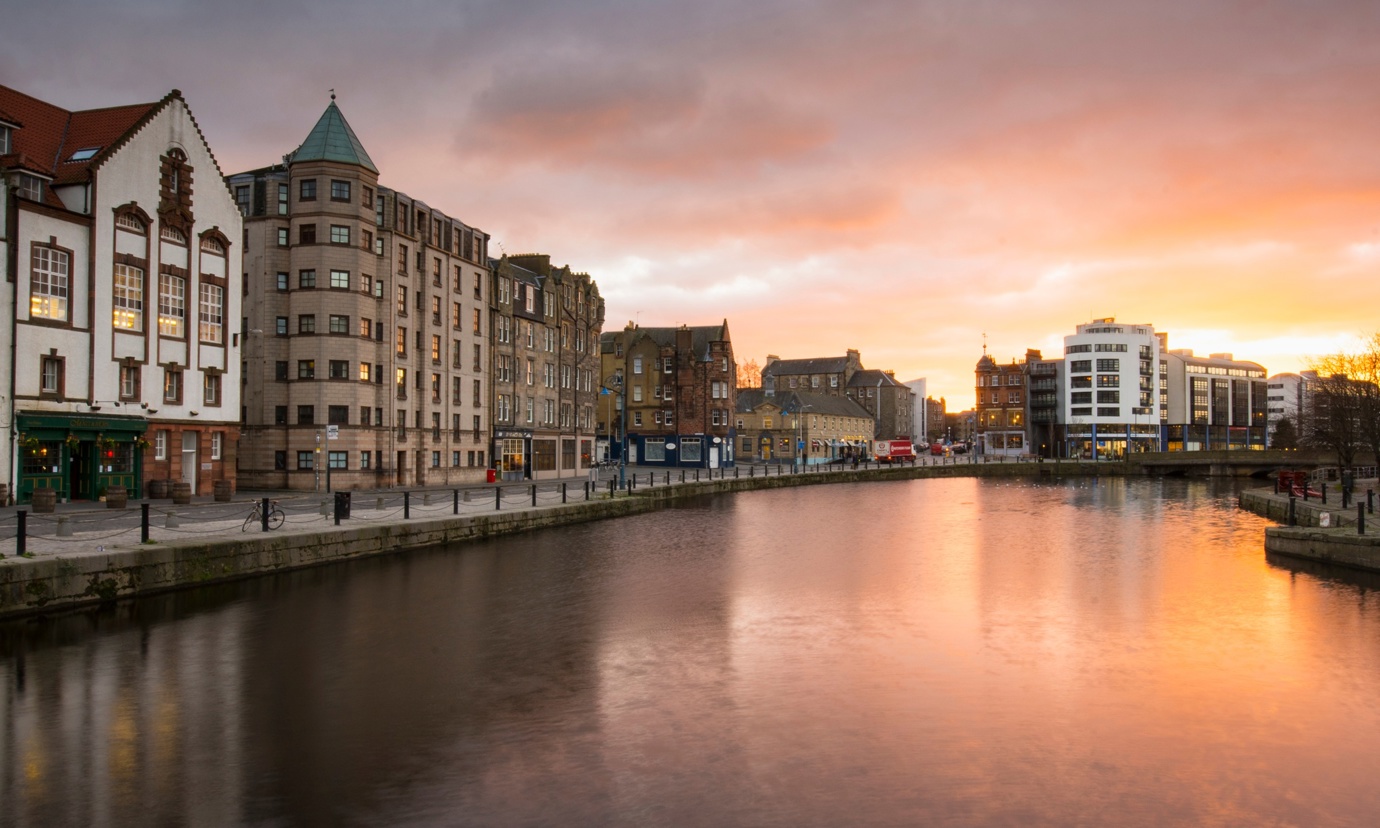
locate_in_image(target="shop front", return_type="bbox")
[15,413,148,503]
[494,428,532,481]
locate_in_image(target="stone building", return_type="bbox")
[734,389,873,464]
[1,85,241,503]
[599,322,736,468]
[975,348,1028,456]
[760,350,916,440]
[228,98,491,490]
[489,254,604,480]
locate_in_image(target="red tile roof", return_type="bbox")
[0,85,159,193]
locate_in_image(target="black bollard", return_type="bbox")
[496,487,502,510]
[1288,493,1297,527]
[404,491,411,519]
[1369,489,1374,514]
[17,509,26,556]
[562,483,567,503]
[141,502,150,543]
[454,489,460,515]
[262,497,271,532]
[1359,503,1366,535]
[609,479,615,498]
[531,484,537,507]
[1321,482,1327,505]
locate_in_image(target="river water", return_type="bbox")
[3,477,1379,827]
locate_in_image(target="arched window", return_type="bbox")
[115,212,146,234]
[161,225,187,244]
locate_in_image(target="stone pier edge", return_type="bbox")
[1239,488,1380,574]
[0,462,1101,620]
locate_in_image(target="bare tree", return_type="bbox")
[1306,336,1380,467]
[737,358,762,389]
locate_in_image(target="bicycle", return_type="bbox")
[242,499,286,532]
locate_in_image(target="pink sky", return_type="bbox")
[7,0,1380,403]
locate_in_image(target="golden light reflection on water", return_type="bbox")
[2,477,1379,826]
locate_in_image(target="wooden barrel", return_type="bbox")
[106,485,128,509]
[0,483,8,506]
[31,488,57,513]
[148,479,169,499]
[213,479,233,502]
[171,481,192,504]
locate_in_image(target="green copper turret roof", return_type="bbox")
[290,100,377,173]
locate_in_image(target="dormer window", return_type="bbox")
[16,173,44,202]
[0,125,11,154]
[67,147,100,162]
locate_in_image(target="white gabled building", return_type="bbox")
[0,85,242,504]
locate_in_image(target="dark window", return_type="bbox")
[299,179,316,201]
[330,180,350,201]
[275,361,288,380]
[298,315,315,334]
[299,224,316,245]
[274,406,287,425]
[297,451,314,469]
[297,405,315,425]
[274,450,287,470]
[298,360,315,379]
[328,405,349,424]
[299,269,316,289]
[328,359,349,379]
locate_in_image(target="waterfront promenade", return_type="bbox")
[8,455,1092,618]
[1238,477,1380,574]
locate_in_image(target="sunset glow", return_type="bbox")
[9,0,1380,400]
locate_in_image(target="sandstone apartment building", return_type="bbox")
[228,98,491,490]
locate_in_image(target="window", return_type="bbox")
[431,335,441,363]
[329,360,349,379]
[17,174,44,202]
[397,326,407,355]
[299,224,316,245]
[204,373,221,405]
[1096,359,1120,372]
[298,315,316,334]
[330,269,350,289]
[330,225,350,245]
[330,180,350,201]
[298,405,315,425]
[1097,375,1120,388]
[329,451,347,469]
[276,272,289,291]
[359,317,372,339]
[163,368,183,403]
[119,365,139,399]
[40,355,62,395]
[275,361,289,380]
[277,228,289,247]
[1070,360,1091,372]
[329,314,349,334]
[1097,407,1120,417]
[633,357,643,374]
[473,308,482,334]
[299,269,316,289]
[31,246,70,321]
[278,183,289,215]
[432,295,442,324]
[158,274,188,337]
[397,285,408,314]
[361,451,372,469]
[329,405,349,424]
[297,451,314,470]
[113,264,144,330]
[199,283,223,343]
[155,430,168,460]
[298,359,315,379]
[299,179,317,201]
[275,406,287,424]
[276,316,288,336]
[208,432,222,460]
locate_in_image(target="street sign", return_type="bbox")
[326,425,340,440]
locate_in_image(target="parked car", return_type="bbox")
[930,443,946,456]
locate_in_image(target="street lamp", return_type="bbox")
[792,404,813,472]
[600,374,628,489]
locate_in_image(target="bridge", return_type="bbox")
[1128,449,1334,478]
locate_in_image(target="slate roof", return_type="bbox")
[847,369,904,388]
[624,322,730,360]
[736,388,871,420]
[762,356,851,376]
[289,99,378,173]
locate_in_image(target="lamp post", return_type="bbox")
[793,404,813,472]
[600,374,628,489]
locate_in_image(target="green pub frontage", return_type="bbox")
[15,414,149,504]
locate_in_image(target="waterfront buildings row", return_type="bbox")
[974,318,1271,458]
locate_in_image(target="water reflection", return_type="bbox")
[3,478,1380,826]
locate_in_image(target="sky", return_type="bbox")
[6,0,1380,404]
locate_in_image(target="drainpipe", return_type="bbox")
[5,179,18,501]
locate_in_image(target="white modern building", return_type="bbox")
[1265,372,1310,443]
[1062,318,1161,459]
[1160,349,1268,451]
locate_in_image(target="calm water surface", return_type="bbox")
[3,477,1380,827]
